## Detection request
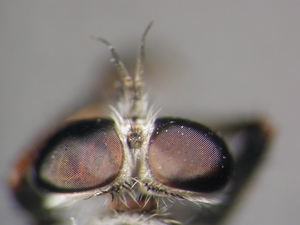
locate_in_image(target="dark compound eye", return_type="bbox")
[148,118,232,192]
[33,119,123,192]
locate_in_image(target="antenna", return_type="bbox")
[92,21,154,118]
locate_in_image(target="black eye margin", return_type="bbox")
[31,118,119,193]
[149,117,233,192]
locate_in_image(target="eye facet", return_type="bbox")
[148,118,232,192]
[33,119,123,192]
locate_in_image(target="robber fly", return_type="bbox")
[8,22,272,225]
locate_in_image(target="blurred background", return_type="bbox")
[1,1,299,225]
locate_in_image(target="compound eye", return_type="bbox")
[148,118,232,192]
[34,119,123,192]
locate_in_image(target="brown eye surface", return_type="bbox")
[33,119,123,192]
[148,118,232,192]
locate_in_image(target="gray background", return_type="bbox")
[1,1,299,225]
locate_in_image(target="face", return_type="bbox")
[8,22,272,225]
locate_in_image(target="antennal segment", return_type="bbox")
[92,36,133,102]
[134,21,154,92]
